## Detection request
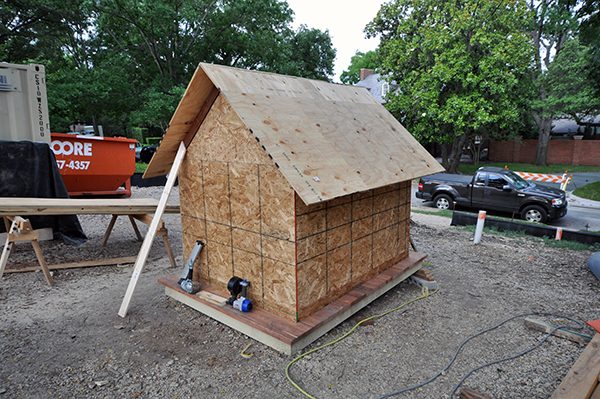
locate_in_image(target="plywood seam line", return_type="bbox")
[212,94,318,206]
[200,158,211,283]
[349,195,354,285]
[294,194,299,320]
[257,164,265,305]
[227,161,235,277]
[178,216,295,245]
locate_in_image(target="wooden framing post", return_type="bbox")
[118,142,186,317]
[0,216,53,285]
[101,215,118,247]
[0,217,18,279]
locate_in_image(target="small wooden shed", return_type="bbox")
[145,63,443,353]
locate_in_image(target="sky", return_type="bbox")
[286,0,386,82]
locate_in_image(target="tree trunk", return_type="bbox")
[446,134,467,173]
[441,143,449,167]
[535,117,552,165]
[92,115,98,135]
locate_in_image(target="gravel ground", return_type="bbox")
[1,187,599,399]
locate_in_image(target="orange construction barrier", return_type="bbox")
[50,133,136,197]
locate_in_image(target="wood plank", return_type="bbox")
[0,198,179,216]
[4,256,136,273]
[590,384,600,399]
[183,85,220,147]
[460,387,494,399]
[118,142,186,317]
[101,215,118,247]
[144,66,215,178]
[158,229,177,268]
[525,317,591,345]
[31,239,53,286]
[128,216,143,241]
[197,290,227,306]
[0,218,18,279]
[0,227,53,243]
[551,334,600,399]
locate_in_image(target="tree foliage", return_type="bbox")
[578,0,600,106]
[340,50,379,84]
[542,37,600,121]
[366,0,533,172]
[1,0,336,135]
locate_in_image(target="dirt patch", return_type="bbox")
[1,188,598,398]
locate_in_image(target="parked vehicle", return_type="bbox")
[139,144,157,163]
[135,141,142,162]
[415,167,567,223]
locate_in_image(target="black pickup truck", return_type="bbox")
[416,167,567,223]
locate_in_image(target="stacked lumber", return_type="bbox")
[413,268,434,281]
[551,334,600,399]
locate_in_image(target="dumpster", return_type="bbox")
[50,133,136,197]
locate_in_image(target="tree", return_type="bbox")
[93,0,336,130]
[541,38,600,123]
[0,0,87,61]
[276,25,336,81]
[340,50,379,84]
[528,0,583,165]
[367,0,533,173]
[579,0,600,100]
[1,0,337,135]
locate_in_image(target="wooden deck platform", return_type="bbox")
[159,251,427,354]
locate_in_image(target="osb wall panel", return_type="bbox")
[295,181,412,319]
[180,94,297,320]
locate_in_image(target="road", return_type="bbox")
[565,172,600,190]
[410,184,600,231]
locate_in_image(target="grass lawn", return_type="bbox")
[457,162,600,175]
[573,181,600,201]
[411,208,454,218]
[135,162,148,174]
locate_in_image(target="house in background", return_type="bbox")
[355,68,391,104]
[552,116,600,139]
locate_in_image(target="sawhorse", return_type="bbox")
[0,216,53,285]
[101,214,177,268]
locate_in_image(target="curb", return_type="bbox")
[567,192,600,210]
[569,203,600,211]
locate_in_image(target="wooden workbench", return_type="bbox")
[0,197,180,216]
[0,197,180,285]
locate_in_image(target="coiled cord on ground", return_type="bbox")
[285,286,437,399]
[284,287,590,399]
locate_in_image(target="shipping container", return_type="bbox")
[0,62,50,143]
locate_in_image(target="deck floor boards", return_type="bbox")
[160,251,427,354]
